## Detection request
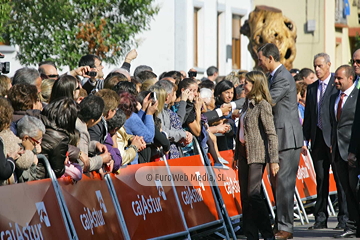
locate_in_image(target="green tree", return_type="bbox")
[2,0,159,68]
[0,0,12,43]
[355,34,360,50]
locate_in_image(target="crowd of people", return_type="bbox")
[0,43,360,240]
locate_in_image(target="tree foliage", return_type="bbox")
[0,0,12,43]
[355,34,360,50]
[2,0,159,68]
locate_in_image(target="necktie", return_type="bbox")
[356,78,360,89]
[268,74,273,86]
[336,93,345,121]
[318,81,325,129]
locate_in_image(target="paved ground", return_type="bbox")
[292,216,355,240]
[233,216,356,239]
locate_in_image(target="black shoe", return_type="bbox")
[333,229,356,238]
[308,222,327,230]
[235,228,246,239]
[334,222,346,230]
[264,237,275,240]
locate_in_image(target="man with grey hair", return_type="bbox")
[133,65,153,78]
[12,67,42,93]
[303,53,348,230]
[17,115,45,153]
[16,115,46,182]
[206,66,219,82]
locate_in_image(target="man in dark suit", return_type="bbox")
[351,48,360,88]
[257,43,303,240]
[303,53,348,230]
[330,65,360,238]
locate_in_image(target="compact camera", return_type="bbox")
[0,55,10,74]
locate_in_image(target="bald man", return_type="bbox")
[38,61,59,80]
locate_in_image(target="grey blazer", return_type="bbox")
[234,99,279,164]
[329,87,359,161]
[269,65,303,151]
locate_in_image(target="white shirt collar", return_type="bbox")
[319,73,331,86]
[340,82,356,96]
[270,64,282,77]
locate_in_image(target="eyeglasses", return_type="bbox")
[350,59,360,65]
[29,136,42,145]
[47,74,59,78]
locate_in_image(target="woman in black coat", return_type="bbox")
[37,98,78,179]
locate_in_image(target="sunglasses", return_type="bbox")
[29,136,41,145]
[47,74,59,78]
[350,59,360,65]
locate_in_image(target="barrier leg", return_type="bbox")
[295,188,309,223]
[262,180,275,220]
[193,139,234,240]
[161,155,192,240]
[327,195,336,216]
[38,154,78,240]
[104,174,131,240]
[293,194,304,225]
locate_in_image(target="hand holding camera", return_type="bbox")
[0,53,10,74]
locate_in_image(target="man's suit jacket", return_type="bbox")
[348,87,360,157]
[329,87,359,161]
[303,74,337,148]
[269,64,303,151]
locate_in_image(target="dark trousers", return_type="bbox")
[238,144,273,240]
[333,147,360,233]
[270,147,301,233]
[311,127,348,224]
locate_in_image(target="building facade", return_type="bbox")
[251,0,358,71]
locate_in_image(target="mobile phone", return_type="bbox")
[18,143,24,150]
[150,92,157,101]
[86,71,97,77]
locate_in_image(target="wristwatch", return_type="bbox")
[128,145,139,152]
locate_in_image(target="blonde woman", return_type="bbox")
[0,75,12,97]
[149,86,166,116]
[140,78,158,92]
[40,79,56,103]
[234,71,279,240]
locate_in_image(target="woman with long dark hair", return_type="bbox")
[176,78,228,168]
[214,80,236,150]
[49,75,81,103]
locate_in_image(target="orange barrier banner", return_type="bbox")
[296,153,318,200]
[110,161,186,240]
[167,155,221,228]
[208,150,242,217]
[0,179,68,239]
[262,167,276,206]
[329,166,337,193]
[58,173,124,239]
